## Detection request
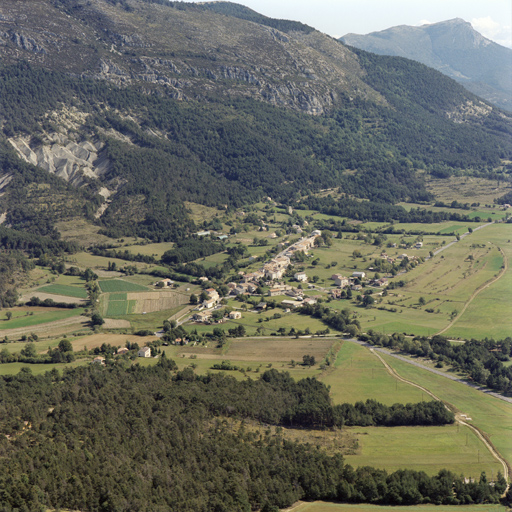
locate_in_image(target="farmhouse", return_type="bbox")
[93,356,105,365]
[229,311,242,320]
[285,288,303,299]
[205,288,220,301]
[294,272,308,282]
[116,347,129,355]
[268,285,292,297]
[193,311,212,322]
[202,297,217,309]
[156,278,174,287]
[138,347,151,358]
[333,275,349,287]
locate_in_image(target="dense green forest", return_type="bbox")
[0,362,505,512]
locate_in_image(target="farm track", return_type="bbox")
[436,246,508,335]
[362,343,510,492]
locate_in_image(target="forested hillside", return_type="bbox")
[0,0,510,242]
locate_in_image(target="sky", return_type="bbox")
[188,0,512,48]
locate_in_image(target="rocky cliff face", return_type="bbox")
[0,0,384,115]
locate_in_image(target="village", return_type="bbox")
[186,229,422,329]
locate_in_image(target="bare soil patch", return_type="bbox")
[103,318,131,329]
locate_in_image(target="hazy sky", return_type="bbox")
[188,0,512,48]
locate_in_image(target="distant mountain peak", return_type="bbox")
[340,19,512,111]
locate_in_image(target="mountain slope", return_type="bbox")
[0,1,510,242]
[340,18,512,111]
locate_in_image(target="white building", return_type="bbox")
[294,272,308,282]
[138,347,151,358]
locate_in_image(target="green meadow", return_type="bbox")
[379,352,512,472]
[98,280,149,293]
[37,284,88,299]
[0,308,85,331]
[320,341,425,405]
[343,423,501,477]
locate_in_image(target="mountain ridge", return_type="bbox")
[340,18,512,111]
[0,0,510,242]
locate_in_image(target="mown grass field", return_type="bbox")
[379,352,512,473]
[98,280,149,293]
[37,284,88,299]
[444,223,512,339]
[123,242,173,258]
[320,341,425,405]
[342,424,501,478]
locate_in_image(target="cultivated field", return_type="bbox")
[98,279,149,293]
[37,284,88,299]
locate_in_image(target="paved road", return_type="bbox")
[347,338,512,405]
[430,221,494,258]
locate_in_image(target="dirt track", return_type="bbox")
[368,346,510,492]
[436,245,508,335]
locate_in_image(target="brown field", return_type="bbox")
[102,319,131,329]
[19,292,87,304]
[127,290,189,314]
[70,333,158,351]
[176,337,336,363]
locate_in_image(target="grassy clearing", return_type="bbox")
[122,242,174,258]
[379,353,512,472]
[66,252,147,271]
[98,280,149,293]
[425,175,512,204]
[37,284,88,299]
[320,341,425,405]
[343,424,501,478]
[55,218,123,246]
[184,201,222,223]
[292,502,507,512]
